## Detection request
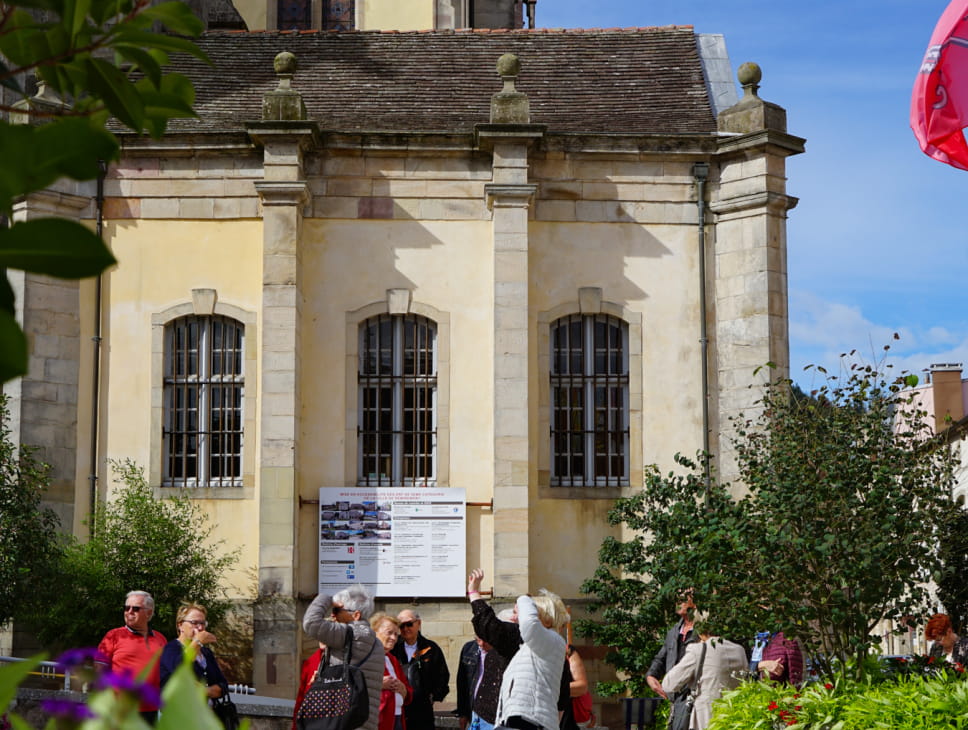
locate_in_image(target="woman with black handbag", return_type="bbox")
[160,603,237,730]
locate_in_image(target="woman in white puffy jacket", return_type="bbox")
[495,592,568,730]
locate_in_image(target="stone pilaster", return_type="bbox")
[7,185,93,533]
[477,54,543,596]
[711,63,804,483]
[246,52,317,699]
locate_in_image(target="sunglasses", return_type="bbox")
[123,605,145,613]
[332,606,348,617]
[399,620,416,629]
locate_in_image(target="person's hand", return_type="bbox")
[758,659,782,678]
[205,684,222,699]
[194,629,217,646]
[467,568,484,596]
[646,675,667,699]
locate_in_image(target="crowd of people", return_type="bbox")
[90,586,968,730]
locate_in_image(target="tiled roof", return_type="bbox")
[164,27,721,135]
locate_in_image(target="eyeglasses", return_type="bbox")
[123,605,145,613]
[182,619,207,628]
[399,620,416,629]
[332,606,347,617]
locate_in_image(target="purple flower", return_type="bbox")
[40,698,96,721]
[94,671,162,708]
[55,647,108,672]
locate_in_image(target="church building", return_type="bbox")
[4,0,803,717]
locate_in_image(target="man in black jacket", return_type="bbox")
[456,636,505,730]
[645,592,698,730]
[393,609,450,730]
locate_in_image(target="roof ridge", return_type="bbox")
[202,25,697,37]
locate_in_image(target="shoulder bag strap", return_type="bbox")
[692,642,708,698]
[352,632,377,668]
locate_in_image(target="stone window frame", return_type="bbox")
[150,290,257,499]
[345,291,451,487]
[537,287,643,499]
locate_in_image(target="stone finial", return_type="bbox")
[736,62,762,98]
[717,61,787,134]
[263,50,307,121]
[490,53,530,124]
[274,51,297,76]
[497,53,521,79]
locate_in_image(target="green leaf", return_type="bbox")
[63,0,93,38]
[114,44,165,88]
[0,58,25,95]
[904,374,919,387]
[107,27,211,64]
[85,57,145,130]
[0,309,28,383]
[138,1,206,37]
[0,219,116,278]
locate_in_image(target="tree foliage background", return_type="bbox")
[0,0,206,383]
[0,393,64,628]
[579,350,956,688]
[20,459,239,649]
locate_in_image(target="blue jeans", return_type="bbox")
[470,712,494,730]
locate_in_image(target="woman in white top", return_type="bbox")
[495,591,569,730]
[661,618,747,730]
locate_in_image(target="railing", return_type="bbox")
[0,656,71,691]
[1,656,255,697]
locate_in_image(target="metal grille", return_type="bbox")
[163,315,244,487]
[551,314,629,487]
[358,314,437,486]
[322,0,355,30]
[277,0,311,29]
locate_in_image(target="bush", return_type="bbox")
[22,460,238,650]
[707,661,968,730]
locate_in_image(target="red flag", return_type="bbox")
[912,0,968,169]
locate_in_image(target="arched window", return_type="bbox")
[550,314,629,486]
[163,315,244,487]
[358,314,437,486]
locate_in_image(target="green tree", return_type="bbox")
[0,392,64,627]
[937,505,968,634]
[24,459,239,649]
[580,350,954,687]
[0,0,206,383]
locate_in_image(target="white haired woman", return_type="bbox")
[494,591,568,730]
[302,585,385,730]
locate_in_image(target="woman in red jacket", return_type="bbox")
[370,614,412,730]
[292,642,326,730]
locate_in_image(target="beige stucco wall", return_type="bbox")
[99,219,263,595]
[361,0,434,29]
[295,217,494,592]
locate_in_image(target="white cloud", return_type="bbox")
[789,290,968,385]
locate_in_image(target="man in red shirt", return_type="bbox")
[97,590,167,724]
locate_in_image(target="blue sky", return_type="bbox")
[539,0,967,389]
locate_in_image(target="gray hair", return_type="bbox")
[333,584,374,620]
[126,590,155,611]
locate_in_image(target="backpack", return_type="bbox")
[297,629,376,730]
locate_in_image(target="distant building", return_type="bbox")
[906,363,968,506]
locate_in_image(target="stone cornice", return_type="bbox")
[253,181,309,206]
[716,129,806,158]
[485,183,538,210]
[245,121,320,152]
[709,190,799,216]
[475,123,546,152]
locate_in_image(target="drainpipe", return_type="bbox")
[692,161,711,503]
[88,160,106,534]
